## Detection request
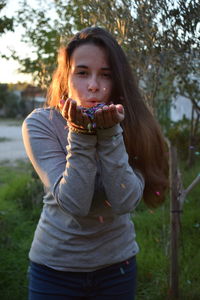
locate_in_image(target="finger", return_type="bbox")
[111,104,125,123]
[116,104,124,115]
[102,105,113,128]
[68,99,77,123]
[75,106,84,127]
[82,113,92,129]
[110,104,120,124]
[116,104,125,122]
[95,109,104,128]
[61,98,70,119]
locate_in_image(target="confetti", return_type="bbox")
[82,103,105,120]
[120,183,126,189]
[125,260,129,265]
[99,216,104,223]
[120,267,125,275]
[87,123,93,132]
[105,200,112,207]
[155,191,160,196]
[195,151,200,155]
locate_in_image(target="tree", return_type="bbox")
[13,0,200,130]
[0,1,14,35]
[0,84,20,117]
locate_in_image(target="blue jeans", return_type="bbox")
[28,256,137,299]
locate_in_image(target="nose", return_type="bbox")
[88,75,99,92]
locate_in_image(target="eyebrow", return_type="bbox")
[76,65,111,71]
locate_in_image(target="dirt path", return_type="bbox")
[0,120,28,162]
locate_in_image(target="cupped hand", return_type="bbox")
[60,98,125,130]
[60,98,90,129]
[94,104,125,129]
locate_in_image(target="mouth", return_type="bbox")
[85,99,102,107]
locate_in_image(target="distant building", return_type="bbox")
[171,95,194,121]
[21,85,46,111]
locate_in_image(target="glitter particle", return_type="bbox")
[105,200,112,207]
[99,216,104,223]
[120,267,125,275]
[155,191,160,196]
[120,183,126,189]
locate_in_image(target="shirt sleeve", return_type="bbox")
[96,124,145,214]
[22,110,97,217]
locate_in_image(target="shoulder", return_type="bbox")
[22,107,67,139]
[24,107,65,128]
[25,107,57,122]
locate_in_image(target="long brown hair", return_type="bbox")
[47,27,169,208]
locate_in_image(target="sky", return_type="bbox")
[0,0,46,84]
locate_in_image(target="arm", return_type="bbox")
[22,110,97,217]
[97,124,144,214]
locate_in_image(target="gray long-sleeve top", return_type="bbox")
[22,107,145,272]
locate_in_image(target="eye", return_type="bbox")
[76,71,88,76]
[102,73,111,78]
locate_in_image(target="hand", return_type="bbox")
[60,98,91,129]
[60,98,125,130]
[94,104,125,129]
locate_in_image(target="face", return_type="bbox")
[67,43,112,108]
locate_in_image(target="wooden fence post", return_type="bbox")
[169,144,182,299]
[168,141,200,299]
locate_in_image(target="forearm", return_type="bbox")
[54,130,97,216]
[97,124,144,214]
[22,110,97,217]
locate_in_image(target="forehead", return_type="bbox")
[70,44,110,67]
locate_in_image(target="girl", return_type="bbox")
[22,27,168,300]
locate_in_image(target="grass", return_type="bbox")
[0,137,12,142]
[0,161,43,300]
[135,159,200,299]
[0,159,199,300]
[0,118,23,126]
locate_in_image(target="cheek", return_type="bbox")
[103,82,112,100]
[68,78,82,98]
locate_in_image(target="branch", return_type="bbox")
[184,174,200,197]
[179,174,200,207]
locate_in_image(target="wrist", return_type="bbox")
[68,123,96,135]
[97,123,123,138]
